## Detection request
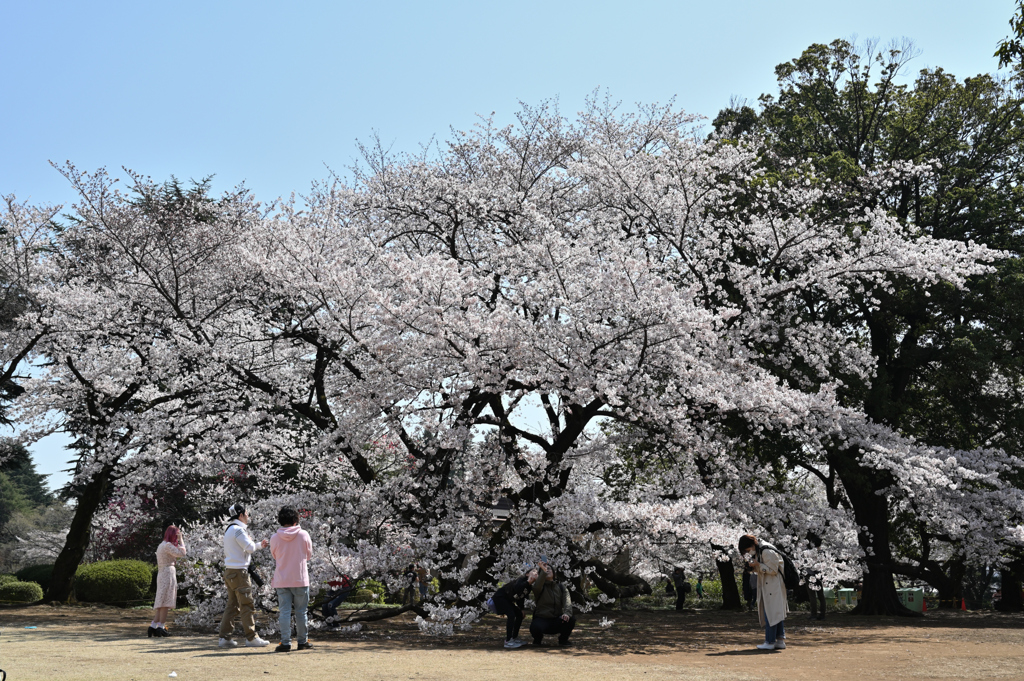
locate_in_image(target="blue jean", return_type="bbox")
[276,586,309,645]
[764,618,785,644]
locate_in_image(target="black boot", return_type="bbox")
[157,627,171,637]
[148,626,156,638]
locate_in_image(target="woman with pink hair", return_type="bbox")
[150,525,187,637]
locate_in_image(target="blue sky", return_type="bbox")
[2,0,1016,488]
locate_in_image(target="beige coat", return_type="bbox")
[755,543,789,627]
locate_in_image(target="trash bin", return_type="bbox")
[837,588,858,607]
[897,588,925,612]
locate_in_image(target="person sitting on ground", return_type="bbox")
[529,562,575,646]
[492,565,539,649]
[270,505,314,653]
[739,533,789,651]
[150,525,187,638]
[322,574,354,627]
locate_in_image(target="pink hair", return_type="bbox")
[163,525,181,545]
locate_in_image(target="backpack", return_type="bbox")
[761,544,801,590]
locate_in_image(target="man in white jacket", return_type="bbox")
[739,534,789,651]
[218,503,270,648]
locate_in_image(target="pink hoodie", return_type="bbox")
[270,525,313,588]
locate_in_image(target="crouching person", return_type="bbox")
[271,506,314,652]
[529,563,575,647]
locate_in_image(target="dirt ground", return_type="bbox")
[1,604,1022,681]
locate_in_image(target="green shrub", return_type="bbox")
[0,580,44,603]
[348,588,377,604]
[355,579,386,603]
[0,573,18,587]
[75,560,153,604]
[15,564,54,592]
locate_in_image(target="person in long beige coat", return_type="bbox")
[739,534,788,650]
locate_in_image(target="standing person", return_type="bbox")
[742,564,756,612]
[270,506,314,653]
[739,534,788,651]
[528,563,575,646]
[415,564,430,603]
[402,564,418,605]
[806,569,826,621]
[696,576,705,600]
[491,567,538,649]
[150,525,187,637]
[672,566,690,610]
[218,503,270,648]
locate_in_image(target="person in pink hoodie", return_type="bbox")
[270,506,314,652]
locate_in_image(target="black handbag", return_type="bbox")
[247,563,265,588]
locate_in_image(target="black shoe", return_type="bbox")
[297,641,313,650]
[157,628,172,637]
[558,639,572,647]
[148,626,156,638]
[532,639,543,647]
[275,644,291,653]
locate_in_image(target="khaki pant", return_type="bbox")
[218,568,257,641]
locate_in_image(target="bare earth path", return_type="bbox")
[1,605,1022,681]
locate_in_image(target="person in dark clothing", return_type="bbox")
[322,574,353,627]
[806,570,826,620]
[402,564,418,606]
[529,563,575,646]
[672,567,690,610]
[493,567,538,648]
[742,564,756,612]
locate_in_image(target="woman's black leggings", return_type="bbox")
[493,593,523,641]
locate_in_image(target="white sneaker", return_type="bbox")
[218,638,238,648]
[513,638,525,645]
[756,642,775,650]
[774,641,786,649]
[245,636,271,647]
[504,639,524,649]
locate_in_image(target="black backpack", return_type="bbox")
[760,544,800,590]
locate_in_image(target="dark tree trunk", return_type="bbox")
[45,464,114,602]
[935,562,966,609]
[713,546,743,610]
[996,566,1023,612]
[829,448,918,616]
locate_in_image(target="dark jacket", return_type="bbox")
[532,570,572,619]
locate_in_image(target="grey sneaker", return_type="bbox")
[756,641,775,650]
[503,639,524,649]
[218,638,238,648]
[245,636,270,647]
[774,641,786,649]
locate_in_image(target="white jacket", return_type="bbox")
[224,520,259,569]
[756,542,790,627]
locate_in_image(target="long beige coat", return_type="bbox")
[755,543,789,627]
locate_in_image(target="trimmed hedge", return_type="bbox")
[15,564,54,592]
[0,573,18,586]
[348,588,377,604]
[0,580,44,603]
[75,560,153,604]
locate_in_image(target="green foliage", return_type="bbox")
[354,579,386,603]
[0,472,30,529]
[75,560,153,603]
[0,580,44,603]
[348,588,377,604]
[0,573,18,586]
[16,563,55,591]
[996,1,1024,68]
[0,441,51,508]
